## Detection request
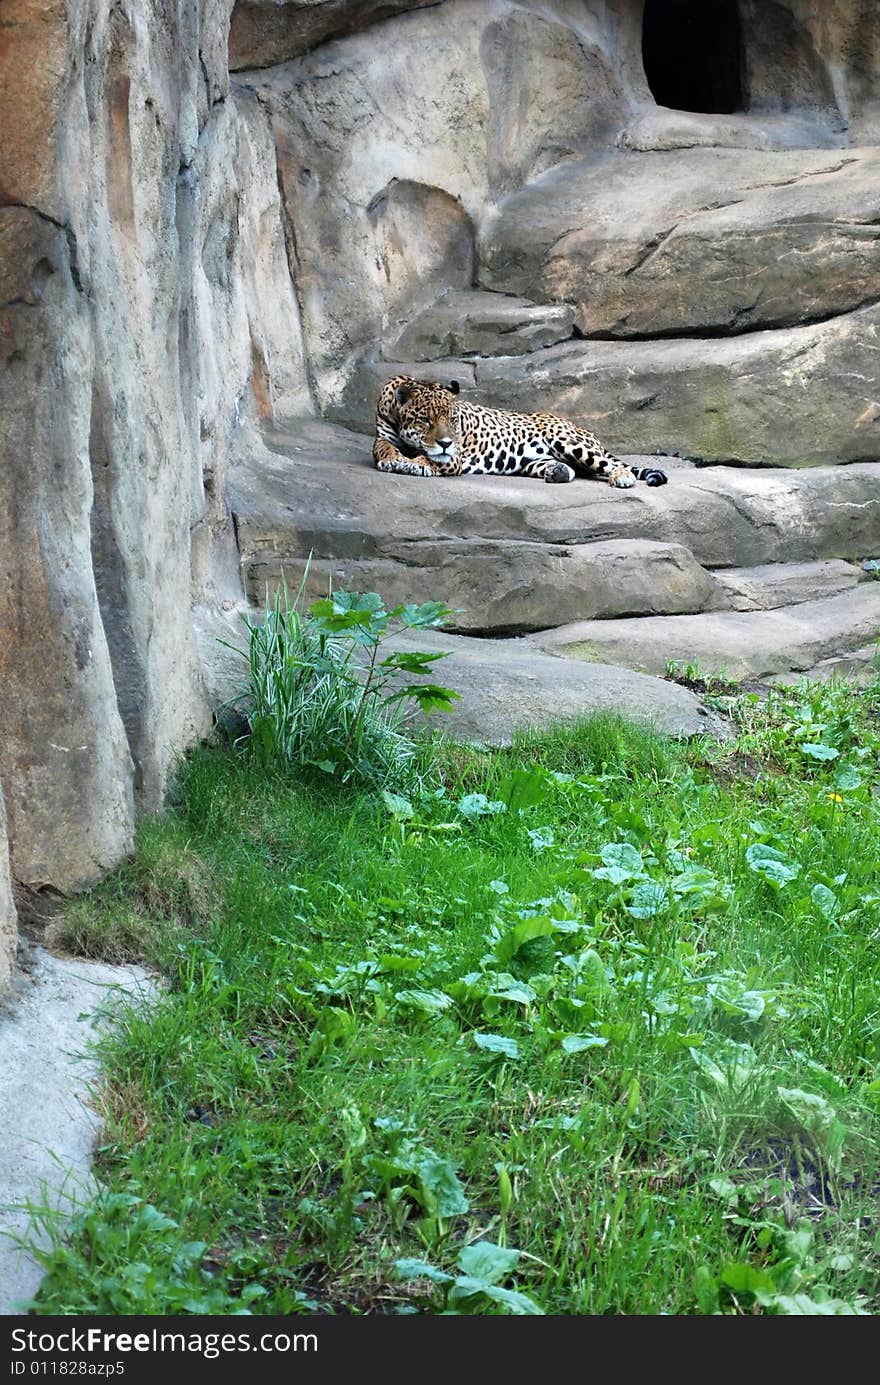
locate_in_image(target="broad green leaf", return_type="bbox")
[625,880,669,919]
[395,1258,454,1286]
[415,1156,469,1217]
[498,769,550,813]
[592,842,645,885]
[388,683,461,714]
[745,843,800,886]
[708,1177,740,1207]
[493,915,558,965]
[448,1278,544,1315]
[473,1032,520,1059]
[382,791,415,820]
[527,827,555,852]
[487,977,537,1005]
[394,987,453,1015]
[771,1293,865,1316]
[671,868,724,906]
[380,650,447,673]
[834,765,862,791]
[307,1007,354,1060]
[457,1242,520,1285]
[399,601,454,629]
[811,883,839,920]
[800,742,839,761]
[777,1086,836,1133]
[720,1263,777,1296]
[457,793,507,820]
[689,1048,727,1089]
[561,1034,609,1054]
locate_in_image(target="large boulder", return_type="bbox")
[388,290,575,363]
[0,0,312,953]
[0,204,136,893]
[471,303,880,466]
[479,147,880,338]
[386,631,731,745]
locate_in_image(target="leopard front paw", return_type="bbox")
[546,461,576,484]
[610,466,636,489]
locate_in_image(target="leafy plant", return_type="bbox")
[395,1241,543,1314]
[222,576,459,789]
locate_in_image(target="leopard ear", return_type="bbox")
[448,379,460,395]
[394,382,413,407]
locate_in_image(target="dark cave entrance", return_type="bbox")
[642,0,744,115]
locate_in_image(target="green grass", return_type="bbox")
[29,676,880,1316]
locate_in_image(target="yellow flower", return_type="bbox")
[828,792,843,803]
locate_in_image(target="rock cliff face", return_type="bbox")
[0,0,310,978]
[1,0,879,986]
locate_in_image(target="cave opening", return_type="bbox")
[642,0,744,115]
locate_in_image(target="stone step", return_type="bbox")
[386,289,575,363]
[383,630,731,744]
[770,646,878,687]
[478,147,880,340]
[244,538,726,635]
[230,420,880,638]
[714,559,868,611]
[527,586,880,682]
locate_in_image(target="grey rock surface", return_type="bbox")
[0,950,154,1314]
[0,0,311,962]
[770,646,879,687]
[229,0,438,69]
[479,147,880,339]
[232,420,880,577]
[469,304,880,467]
[529,586,880,682]
[714,560,868,612]
[389,290,576,363]
[246,0,627,409]
[386,630,731,746]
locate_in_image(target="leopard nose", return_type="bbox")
[437,436,454,449]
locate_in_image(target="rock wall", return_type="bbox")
[0,0,312,979]
[1,0,878,986]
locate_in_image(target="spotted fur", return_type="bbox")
[372,376,668,489]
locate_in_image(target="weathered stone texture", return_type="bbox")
[479,148,880,339]
[0,788,17,991]
[0,0,312,975]
[228,0,438,70]
[0,203,136,891]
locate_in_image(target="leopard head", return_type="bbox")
[393,378,462,472]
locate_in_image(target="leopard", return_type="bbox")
[372,375,668,489]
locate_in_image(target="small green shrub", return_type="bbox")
[223,577,459,791]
